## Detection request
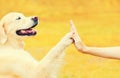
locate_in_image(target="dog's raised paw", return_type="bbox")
[61,32,74,46]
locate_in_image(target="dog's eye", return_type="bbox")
[16,17,21,20]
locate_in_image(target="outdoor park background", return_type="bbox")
[1,0,120,78]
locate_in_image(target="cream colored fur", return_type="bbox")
[0,12,73,78]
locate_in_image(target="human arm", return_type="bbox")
[70,20,120,59]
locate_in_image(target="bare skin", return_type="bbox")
[70,20,120,60]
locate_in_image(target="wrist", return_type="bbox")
[75,42,88,53]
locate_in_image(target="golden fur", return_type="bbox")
[0,12,73,78]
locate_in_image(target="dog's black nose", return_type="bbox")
[32,17,38,22]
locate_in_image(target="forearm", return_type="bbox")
[40,33,73,64]
[41,40,71,62]
[80,46,120,59]
[36,34,73,78]
[70,20,120,59]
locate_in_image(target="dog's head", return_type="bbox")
[0,12,38,44]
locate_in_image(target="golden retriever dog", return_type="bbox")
[0,12,74,78]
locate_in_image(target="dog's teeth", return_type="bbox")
[21,30,26,33]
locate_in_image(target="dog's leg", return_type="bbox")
[35,32,73,78]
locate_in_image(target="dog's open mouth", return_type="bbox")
[16,24,37,36]
[16,28,36,36]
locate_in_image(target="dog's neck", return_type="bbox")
[4,37,24,49]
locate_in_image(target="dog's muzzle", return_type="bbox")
[16,17,38,36]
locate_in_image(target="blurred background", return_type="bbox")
[1,0,120,78]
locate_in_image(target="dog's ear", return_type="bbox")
[0,22,7,45]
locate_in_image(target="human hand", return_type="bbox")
[70,20,86,51]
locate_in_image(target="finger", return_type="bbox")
[70,20,81,42]
[70,20,77,33]
[74,33,81,42]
